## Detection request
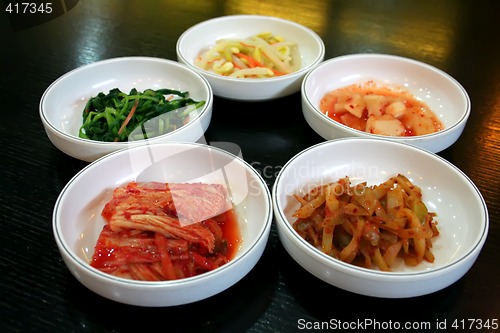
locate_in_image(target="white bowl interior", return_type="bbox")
[54,142,272,304]
[274,138,487,275]
[178,15,324,77]
[303,54,470,135]
[41,57,212,140]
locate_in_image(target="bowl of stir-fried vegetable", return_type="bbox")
[176,15,325,101]
[272,138,489,298]
[40,57,213,162]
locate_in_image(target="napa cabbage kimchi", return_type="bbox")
[91,181,241,281]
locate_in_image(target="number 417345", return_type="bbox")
[5,2,53,14]
[452,319,498,330]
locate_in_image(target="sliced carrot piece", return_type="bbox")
[115,99,140,141]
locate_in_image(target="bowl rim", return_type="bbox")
[176,14,326,83]
[272,137,489,279]
[53,141,274,287]
[39,56,213,146]
[301,53,471,142]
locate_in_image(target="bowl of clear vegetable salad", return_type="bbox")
[176,15,325,101]
[40,57,213,162]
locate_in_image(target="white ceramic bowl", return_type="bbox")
[53,142,273,306]
[302,54,470,153]
[176,14,325,101]
[272,138,488,298]
[40,57,213,162]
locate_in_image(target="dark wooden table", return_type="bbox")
[1,1,499,332]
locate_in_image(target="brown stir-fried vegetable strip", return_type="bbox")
[292,174,439,271]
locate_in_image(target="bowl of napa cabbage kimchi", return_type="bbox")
[53,142,273,306]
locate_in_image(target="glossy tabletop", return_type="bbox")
[1,1,499,332]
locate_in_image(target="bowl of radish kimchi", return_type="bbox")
[301,53,470,153]
[53,142,273,306]
[272,138,488,298]
[176,14,325,101]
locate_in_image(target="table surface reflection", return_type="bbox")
[1,1,499,332]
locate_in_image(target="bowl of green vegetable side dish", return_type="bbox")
[40,57,213,162]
